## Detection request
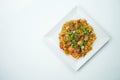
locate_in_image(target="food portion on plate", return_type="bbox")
[59,19,96,59]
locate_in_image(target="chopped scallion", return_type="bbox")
[72,39,76,46]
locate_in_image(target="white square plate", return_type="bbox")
[43,6,110,71]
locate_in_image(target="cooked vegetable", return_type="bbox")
[59,19,96,59]
[72,39,76,47]
[84,28,89,34]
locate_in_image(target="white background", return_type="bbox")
[0,0,120,80]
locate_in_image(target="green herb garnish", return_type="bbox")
[83,41,87,46]
[68,32,71,36]
[84,28,89,34]
[70,31,76,40]
[78,23,84,30]
[72,39,76,47]
[71,34,74,40]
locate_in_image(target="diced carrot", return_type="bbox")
[61,34,65,37]
[60,43,63,49]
